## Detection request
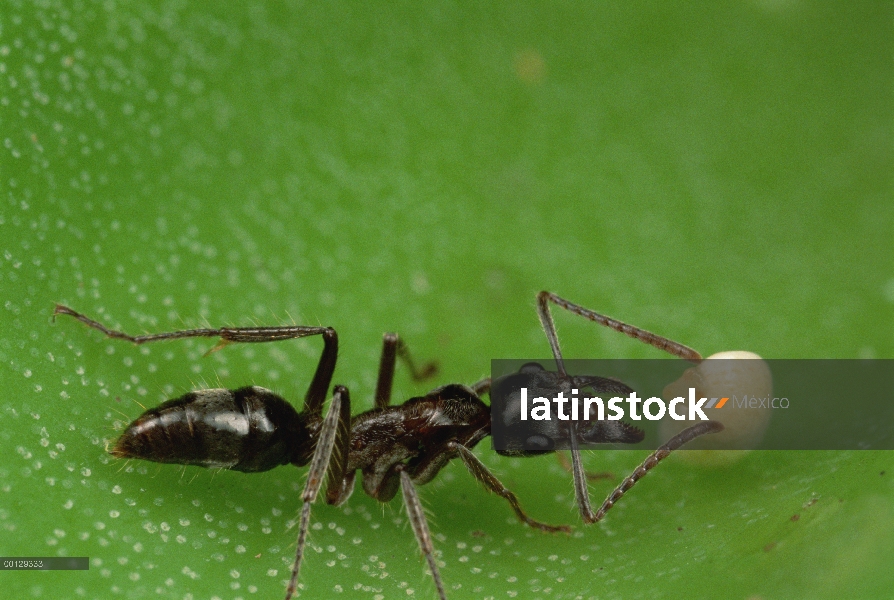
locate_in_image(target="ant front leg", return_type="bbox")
[556,451,613,481]
[533,292,720,524]
[52,304,338,415]
[573,421,724,524]
[536,291,703,366]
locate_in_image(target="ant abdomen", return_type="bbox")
[111,386,318,472]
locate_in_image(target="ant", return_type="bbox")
[53,292,726,599]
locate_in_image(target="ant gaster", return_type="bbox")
[53,292,724,599]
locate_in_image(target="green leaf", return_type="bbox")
[2,2,890,599]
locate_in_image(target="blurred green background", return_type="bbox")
[2,2,891,599]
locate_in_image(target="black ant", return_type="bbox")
[53,292,727,599]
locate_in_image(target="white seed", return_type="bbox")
[659,351,772,465]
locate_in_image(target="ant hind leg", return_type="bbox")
[52,304,338,416]
[285,386,351,600]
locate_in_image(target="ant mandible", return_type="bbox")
[53,292,726,599]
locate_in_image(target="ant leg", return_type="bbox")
[470,377,491,396]
[301,330,338,415]
[399,468,447,600]
[533,293,715,522]
[374,333,438,408]
[568,433,601,524]
[536,291,703,365]
[450,443,571,533]
[52,304,338,416]
[325,386,353,506]
[572,421,724,524]
[556,451,613,481]
[285,386,351,600]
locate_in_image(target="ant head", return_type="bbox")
[571,374,634,397]
[579,420,645,445]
